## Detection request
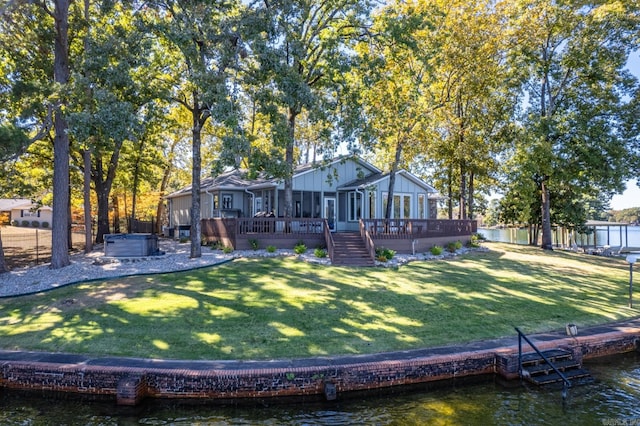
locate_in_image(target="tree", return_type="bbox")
[354,1,446,220]
[245,0,373,218]
[145,0,243,258]
[511,0,640,250]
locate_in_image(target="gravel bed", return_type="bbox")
[0,239,484,298]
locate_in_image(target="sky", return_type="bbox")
[610,53,640,211]
[611,180,640,210]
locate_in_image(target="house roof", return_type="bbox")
[0,198,34,211]
[166,156,438,197]
[337,170,438,193]
[165,169,276,199]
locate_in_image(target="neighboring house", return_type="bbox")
[166,155,441,234]
[0,198,53,227]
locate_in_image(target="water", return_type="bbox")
[1,352,639,425]
[479,226,640,248]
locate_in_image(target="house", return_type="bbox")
[165,155,476,265]
[0,198,53,227]
[166,155,440,234]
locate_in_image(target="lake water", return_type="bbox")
[479,226,640,249]
[1,352,639,425]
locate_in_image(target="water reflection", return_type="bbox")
[1,352,639,425]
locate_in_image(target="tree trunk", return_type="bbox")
[467,171,474,220]
[459,162,467,220]
[0,232,8,273]
[83,149,92,253]
[540,178,553,250]
[283,108,298,218]
[447,167,453,220]
[130,140,144,225]
[112,194,120,233]
[190,93,203,258]
[385,141,403,220]
[50,0,71,269]
[95,177,110,243]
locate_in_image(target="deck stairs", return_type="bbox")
[331,232,375,267]
[520,348,594,387]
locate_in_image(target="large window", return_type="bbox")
[418,193,426,219]
[368,192,376,218]
[348,192,362,221]
[383,192,412,219]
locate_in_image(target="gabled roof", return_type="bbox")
[165,169,276,199]
[338,169,438,193]
[293,155,382,179]
[0,198,33,211]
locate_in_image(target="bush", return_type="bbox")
[375,247,396,260]
[248,239,259,250]
[10,220,18,226]
[31,221,39,228]
[468,234,482,248]
[447,241,462,253]
[41,221,49,228]
[21,220,30,227]
[266,245,276,253]
[179,237,189,243]
[376,255,388,262]
[430,245,443,255]
[222,246,233,254]
[314,248,327,258]
[294,243,307,254]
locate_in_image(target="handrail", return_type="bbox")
[515,327,572,394]
[323,219,335,262]
[359,219,376,261]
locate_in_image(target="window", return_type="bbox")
[382,192,411,218]
[418,194,426,219]
[368,192,376,218]
[348,192,362,221]
[21,209,38,218]
[222,194,233,209]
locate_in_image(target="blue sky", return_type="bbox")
[610,52,640,210]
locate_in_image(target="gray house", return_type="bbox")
[166,155,440,234]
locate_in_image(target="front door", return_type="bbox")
[324,197,336,231]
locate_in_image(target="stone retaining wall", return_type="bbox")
[1,331,638,405]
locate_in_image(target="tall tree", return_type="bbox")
[511,0,640,250]
[246,0,372,217]
[354,0,445,219]
[145,0,243,258]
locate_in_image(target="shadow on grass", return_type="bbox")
[0,243,634,360]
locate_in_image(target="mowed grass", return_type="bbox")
[0,242,637,360]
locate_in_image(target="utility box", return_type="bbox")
[104,233,160,257]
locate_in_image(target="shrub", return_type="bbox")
[179,237,189,243]
[314,248,327,258]
[430,245,443,255]
[248,238,259,250]
[294,243,307,254]
[266,245,277,253]
[21,220,30,227]
[375,247,396,260]
[41,221,49,228]
[31,221,40,228]
[468,234,481,248]
[10,220,18,226]
[222,245,233,254]
[447,241,462,253]
[377,255,388,262]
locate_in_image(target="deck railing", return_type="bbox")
[361,219,477,239]
[235,217,326,236]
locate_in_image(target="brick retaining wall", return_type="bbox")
[1,329,638,405]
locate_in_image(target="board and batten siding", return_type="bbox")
[288,160,377,192]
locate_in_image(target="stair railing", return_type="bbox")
[515,327,571,398]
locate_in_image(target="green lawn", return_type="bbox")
[0,242,637,360]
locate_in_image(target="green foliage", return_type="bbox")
[314,248,327,258]
[375,247,396,260]
[10,221,18,227]
[21,220,30,227]
[41,221,49,228]
[447,241,462,253]
[430,245,443,255]
[294,243,307,255]
[222,246,233,254]
[266,245,277,253]
[31,221,39,228]
[248,239,259,250]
